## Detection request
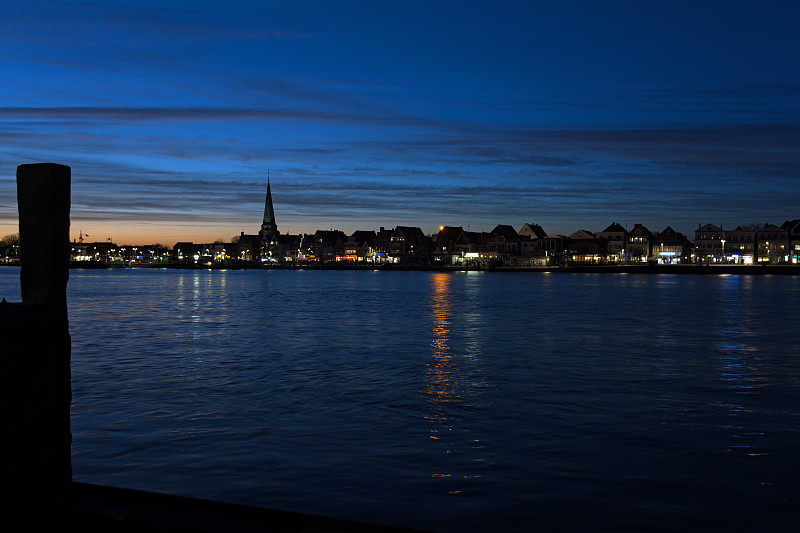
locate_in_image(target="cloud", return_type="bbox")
[0,107,343,122]
[1,1,313,47]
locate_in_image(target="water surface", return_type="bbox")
[1,267,798,531]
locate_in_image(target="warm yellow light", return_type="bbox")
[439,226,444,231]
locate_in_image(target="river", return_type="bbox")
[1,267,799,531]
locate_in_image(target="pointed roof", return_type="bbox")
[655,226,690,245]
[519,223,547,239]
[393,226,426,241]
[350,230,377,246]
[600,222,626,234]
[780,219,800,232]
[696,223,723,232]
[568,229,595,240]
[263,177,276,228]
[436,226,464,245]
[489,224,518,239]
[756,224,787,233]
[629,223,652,237]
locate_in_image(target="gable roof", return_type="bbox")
[781,219,800,232]
[519,223,547,239]
[436,226,464,244]
[629,223,652,237]
[393,226,426,240]
[655,226,690,245]
[600,222,626,234]
[489,224,518,239]
[350,230,376,246]
[756,224,788,234]
[568,229,595,240]
[314,230,346,244]
[696,223,723,232]
[455,231,482,245]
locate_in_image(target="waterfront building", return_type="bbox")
[626,224,653,262]
[517,223,549,265]
[70,240,118,263]
[723,227,756,264]
[344,230,377,262]
[274,233,302,262]
[433,226,464,264]
[694,223,724,262]
[486,224,519,261]
[596,222,627,261]
[0,243,18,265]
[233,233,260,262]
[653,226,691,264]
[452,230,484,265]
[374,227,393,260]
[563,230,608,264]
[781,219,800,264]
[390,226,430,264]
[526,234,564,266]
[756,224,789,264]
[306,230,346,262]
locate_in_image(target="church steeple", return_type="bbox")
[260,172,277,237]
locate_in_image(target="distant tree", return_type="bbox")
[231,235,240,244]
[739,223,766,231]
[0,232,20,246]
[214,237,227,244]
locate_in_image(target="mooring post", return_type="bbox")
[0,163,72,493]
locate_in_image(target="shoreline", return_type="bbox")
[5,263,800,275]
[35,262,800,275]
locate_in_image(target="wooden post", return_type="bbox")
[0,163,72,490]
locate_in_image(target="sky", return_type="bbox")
[1,0,799,245]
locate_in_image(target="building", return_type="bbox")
[344,230,377,262]
[307,230,346,262]
[723,227,756,264]
[70,240,118,263]
[596,222,627,260]
[626,224,653,262]
[453,230,484,264]
[486,224,519,261]
[694,223,724,262]
[652,226,691,264]
[433,226,464,264]
[756,224,789,264]
[374,227,393,260]
[259,178,280,260]
[563,230,607,264]
[781,219,800,264]
[390,226,429,263]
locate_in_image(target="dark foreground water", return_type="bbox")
[2,267,799,531]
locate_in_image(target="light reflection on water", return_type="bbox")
[1,267,800,532]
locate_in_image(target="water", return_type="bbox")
[2,267,799,531]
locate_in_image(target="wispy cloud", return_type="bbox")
[1,1,313,47]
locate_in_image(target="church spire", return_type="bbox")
[260,171,277,236]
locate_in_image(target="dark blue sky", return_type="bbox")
[2,0,798,244]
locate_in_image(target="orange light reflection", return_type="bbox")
[424,273,461,489]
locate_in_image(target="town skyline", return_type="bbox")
[2,171,796,247]
[2,1,799,245]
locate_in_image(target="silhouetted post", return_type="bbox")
[0,163,72,492]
